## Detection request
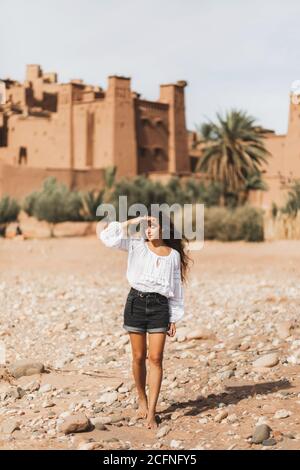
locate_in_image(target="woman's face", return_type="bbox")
[145,218,161,240]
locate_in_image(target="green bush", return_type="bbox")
[110,176,169,214]
[110,175,222,211]
[0,196,20,237]
[204,207,228,240]
[26,177,84,236]
[23,191,38,217]
[165,177,187,205]
[19,174,264,242]
[201,181,222,207]
[204,205,264,242]
[233,206,264,241]
[180,179,222,206]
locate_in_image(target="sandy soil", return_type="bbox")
[0,236,300,450]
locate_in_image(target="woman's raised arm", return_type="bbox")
[99,216,148,251]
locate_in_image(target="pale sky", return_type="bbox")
[1,0,300,134]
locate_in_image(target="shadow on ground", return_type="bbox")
[160,379,292,420]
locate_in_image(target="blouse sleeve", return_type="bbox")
[99,221,130,251]
[168,254,184,323]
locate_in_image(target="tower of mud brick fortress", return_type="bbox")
[0,65,190,198]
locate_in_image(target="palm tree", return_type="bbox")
[282,180,300,216]
[82,189,105,221]
[195,110,271,204]
[103,166,117,202]
[239,170,268,205]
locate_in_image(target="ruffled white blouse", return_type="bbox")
[99,221,184,323]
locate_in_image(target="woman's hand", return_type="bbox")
[167,322,176,337]
[123,215,148,227]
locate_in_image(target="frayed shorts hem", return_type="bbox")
[123,324,168,334]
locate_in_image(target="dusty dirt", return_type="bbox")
[0,236,300,450]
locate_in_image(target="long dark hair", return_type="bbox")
[146,212,192,283]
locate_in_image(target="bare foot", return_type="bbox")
[146,413,158,429]
[136,398,148,419]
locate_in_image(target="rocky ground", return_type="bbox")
[0,236,300,450]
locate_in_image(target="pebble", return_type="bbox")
[91,418,108,431]
[287,349,300,365]
[186,329,214,341]
[23,381,40,392]
[90,416,112,425]
[97,391,118,406]
[262,438,277,446]
[251,424,271,444]
[214,410,228,423]
[60,413,92,434]
[274,409,291,419]
[156,425,170,438]
[253,353,279,369]
[93,423,107,431]
[198,417,208,425]
[1,385,25,400]
[39,384,53,394]
[276,321,293,340]
[9,360,45,379]
[170,439,182,449]
[0,419,20,434]
[227,414,238,424]
[77,441,103,450]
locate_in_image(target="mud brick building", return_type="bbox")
[1,64,300,208]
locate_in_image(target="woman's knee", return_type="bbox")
[149,353,163,367]
[132,352,146,365]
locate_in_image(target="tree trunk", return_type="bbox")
[239,189,249,206]
[50,223,55,238]
[220,194,225,207]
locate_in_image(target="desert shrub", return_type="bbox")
[204,205,264,242]
[181,179,222,206]
[0,195,20,237]
[23,191,38,217]
[165,177,187,205]
[27,177,84,235]
[233,206,264,242]
[110,176,168,214]
[204,207,228,240]
[204,207,241,241]
[110,175,222,213]
[202,181,222,207]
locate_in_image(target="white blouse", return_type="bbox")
[99,221,184,323]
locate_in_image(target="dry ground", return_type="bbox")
[0,236,300,450]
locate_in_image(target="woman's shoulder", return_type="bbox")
[171,249,181,269]
[171,247,180,260]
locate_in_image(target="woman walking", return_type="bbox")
[99,214,190,429]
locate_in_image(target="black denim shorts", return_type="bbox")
[123,287,170,334]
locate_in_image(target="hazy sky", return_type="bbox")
[1,0,300,134]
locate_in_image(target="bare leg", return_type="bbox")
[129,332,148,418]
[147,332,166,429]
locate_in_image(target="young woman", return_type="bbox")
[99,214,190,429]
